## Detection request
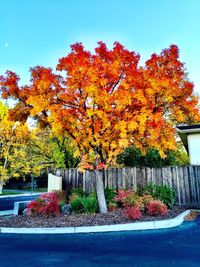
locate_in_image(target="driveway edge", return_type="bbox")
[0,210,191,234]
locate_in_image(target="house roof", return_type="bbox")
[176,124,200,133]
[176,124,200,153]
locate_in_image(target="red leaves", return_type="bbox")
[96,162,105,170]
[123,206,142,220]
[147,200,168,216]
[0,71,20,99]
[27,193,61,216]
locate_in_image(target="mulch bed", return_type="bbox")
[0,206,189,228]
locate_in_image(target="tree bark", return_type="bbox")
[0,181,3,194]
[95,170,108,213]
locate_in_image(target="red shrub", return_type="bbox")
[27,198,44,215]
[53,190,67,202]
[123,206,142,220]
[27,192,61,216]
[108,202,118,212]
[141,194,154,208]
[114,189,135,207]
[147,200,168,216]
[123,194,144,210]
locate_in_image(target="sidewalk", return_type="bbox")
[0,210,13,216]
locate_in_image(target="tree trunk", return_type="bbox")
[0,181,3,195]
[95,170,108,213]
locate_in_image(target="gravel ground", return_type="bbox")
[0,206,188,228]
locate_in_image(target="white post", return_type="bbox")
[48,173,62,192]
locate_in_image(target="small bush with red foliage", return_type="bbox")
[27,198,45,215]
[124,194,144,210]
[147,200,168,216]
[141,194,154,208]
[53,190,67,202]
[123,206,142,220]
[114,189,135,207]
[27,192,61,216]
[107,202,118,212]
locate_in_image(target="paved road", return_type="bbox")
[0,194,41,211]
[0,220,199,267]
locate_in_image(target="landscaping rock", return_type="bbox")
[61,204,72,214]
[22,208,30,216]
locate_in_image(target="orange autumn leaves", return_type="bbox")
[0,42,199,171]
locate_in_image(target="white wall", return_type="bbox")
[188,133,200,165]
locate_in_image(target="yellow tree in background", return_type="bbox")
[0,101,44,192]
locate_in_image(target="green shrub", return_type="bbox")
[71,188,84,197]
[139,183,175,208]
[104,188,117,204]
[81,196,98,214]
[59,200,66,209]
[69,188,85,202]
[70,196,84,213]
[70,195,98,214]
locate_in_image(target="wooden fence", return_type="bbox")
[55,166,200,207]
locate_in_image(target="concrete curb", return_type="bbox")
[0,210,191,234]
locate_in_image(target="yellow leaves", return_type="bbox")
[27,96,49,116]
[86,109,93,117]
[128,121,138,131]
[119,139,129,148]
[0,101,8,121]
[0,166,9,182]
[0,102,54,179]
[110,141,117,149]
[37,79,51,93]
[73,149,81,158]
[86,84,96,95]
[134,89,146,104]
[166,95,174,103]
[137,114,147,135]
[78,155,94,172]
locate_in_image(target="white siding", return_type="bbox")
[188,133,200,165]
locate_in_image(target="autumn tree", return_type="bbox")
[0,100,78,193]
[0,42,199,211]
[0,102,51,192]
[0,101,39,192]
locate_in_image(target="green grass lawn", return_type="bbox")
[33,188,47,192]
[1,191,22,195]
[1,188,47,196]
[14,187,47,193]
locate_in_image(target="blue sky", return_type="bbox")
[1,0,200,94]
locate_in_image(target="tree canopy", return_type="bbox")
[0,42,199,171]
